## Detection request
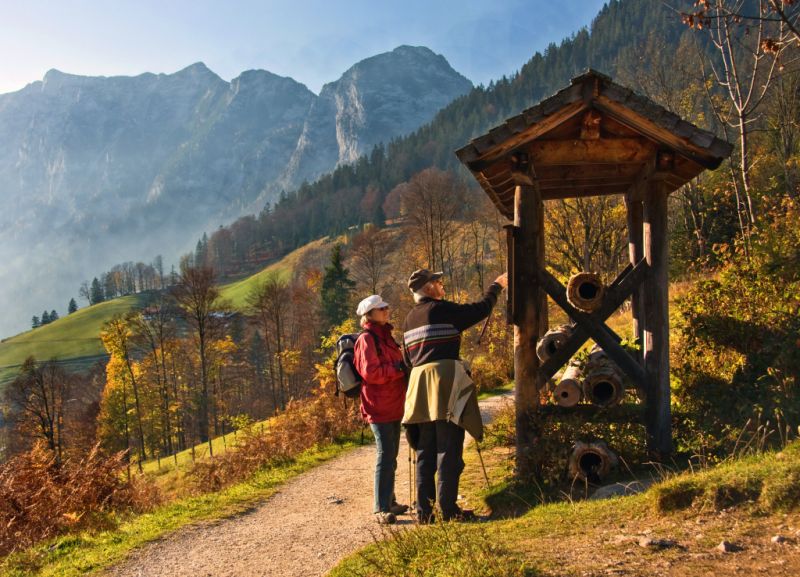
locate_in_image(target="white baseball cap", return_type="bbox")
[356,294,390,316]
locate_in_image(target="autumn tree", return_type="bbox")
[399,168,467,273]
[349,227,394,295]
[171,264,226,451]
[101,315,147,471]
[129,298,178,462]
[5,358,71,465]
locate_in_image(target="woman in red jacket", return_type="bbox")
[353,294,408,525]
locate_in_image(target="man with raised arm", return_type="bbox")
[402,268,508,523]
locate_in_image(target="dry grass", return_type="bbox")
[0,444,159,556]
[188,387,361,493]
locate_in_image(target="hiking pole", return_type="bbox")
[475,442,490,489]
[408,444,413,511]
[475,314,492,346]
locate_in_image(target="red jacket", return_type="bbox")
[354,321,407,424]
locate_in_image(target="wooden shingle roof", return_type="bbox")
[456,70,733,219]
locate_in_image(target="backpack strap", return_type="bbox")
[360,329,382,358]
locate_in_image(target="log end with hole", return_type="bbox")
[566,272,605,313]
[553,362,582,407]
[536,324,574,362]
[568,440,619,483]
[584,366,625,408]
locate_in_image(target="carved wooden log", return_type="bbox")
[536,323,574,362]
[553,362,582,407]
[568,439,619,482]
[566,272,605,313]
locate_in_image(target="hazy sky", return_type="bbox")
[1,0,608,95]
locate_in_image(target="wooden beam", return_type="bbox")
[536,163,643,182]
[536,261,649,384]
[594,96,721,170]
[625,192,645,366]
[513,180,547,480]
[466,101,589,170]
[643,180,673,456]
[538,178,633,191]
[529,138,654,166]
[541,186,629,201]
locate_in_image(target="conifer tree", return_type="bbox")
[68,298,78,314]
[90,277,105,305]
[31,315,40,329]
[41,311,50,325]
[50,310,59,322]
[321,244,355,329]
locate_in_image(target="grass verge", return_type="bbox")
[330,436,800,577]
[0,435,363,577]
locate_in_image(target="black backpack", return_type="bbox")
[334,330,380,398]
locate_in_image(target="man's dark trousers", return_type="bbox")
[414,419,465,520]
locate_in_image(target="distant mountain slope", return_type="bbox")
[0,46,472,338]
[0,236,339,391]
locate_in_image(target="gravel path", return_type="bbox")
[104,393,513,577]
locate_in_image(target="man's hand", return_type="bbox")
[494,272,508,289]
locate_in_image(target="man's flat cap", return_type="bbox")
[408,269,443,292]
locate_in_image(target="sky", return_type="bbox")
[0,0,608,95]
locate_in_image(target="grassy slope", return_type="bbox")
[330,441,800,577]
[0,294,147,384]
[0,237,336,390]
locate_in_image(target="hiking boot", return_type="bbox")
[375,511,396,525]
[442,508,478,522]
[414,511,435,524]
[389,502,409,515]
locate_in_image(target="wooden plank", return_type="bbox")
[467,101,589,170]
[537,163,643,182]
[643,180,673,456]
[538,178,633,191]
[594,95,728,169]
[529,138,654,166]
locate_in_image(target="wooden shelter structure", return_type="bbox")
[456,70,732,478]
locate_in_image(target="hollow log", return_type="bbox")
[566,272,605,313]
[536,324,574,362]
[568,440,619,483]
[553,362,582,407]
[584,345,626,408]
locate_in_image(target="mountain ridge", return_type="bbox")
[0,46,472,337]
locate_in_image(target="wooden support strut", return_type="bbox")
[536,261,646,382]
[536,263,649,388]
[510,152,547,480]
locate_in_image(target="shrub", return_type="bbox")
[188,385,361,493]
[0,443,157,556]
[673,199,800,454]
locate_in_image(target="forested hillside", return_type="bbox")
[192,0,691,276]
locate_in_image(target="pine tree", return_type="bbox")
[50,310,59,322]
[320,244,355,329]
[31,315,40,329]
[68,298,78,314]
[90,277,105,305]
[41,311,50,325]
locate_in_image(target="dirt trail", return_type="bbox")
[104,393,513,577]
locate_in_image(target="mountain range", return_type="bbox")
[0,46,472,339]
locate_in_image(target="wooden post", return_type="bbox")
[643,180,672,456]
[513,179,547,479]
[625,192,644,362]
